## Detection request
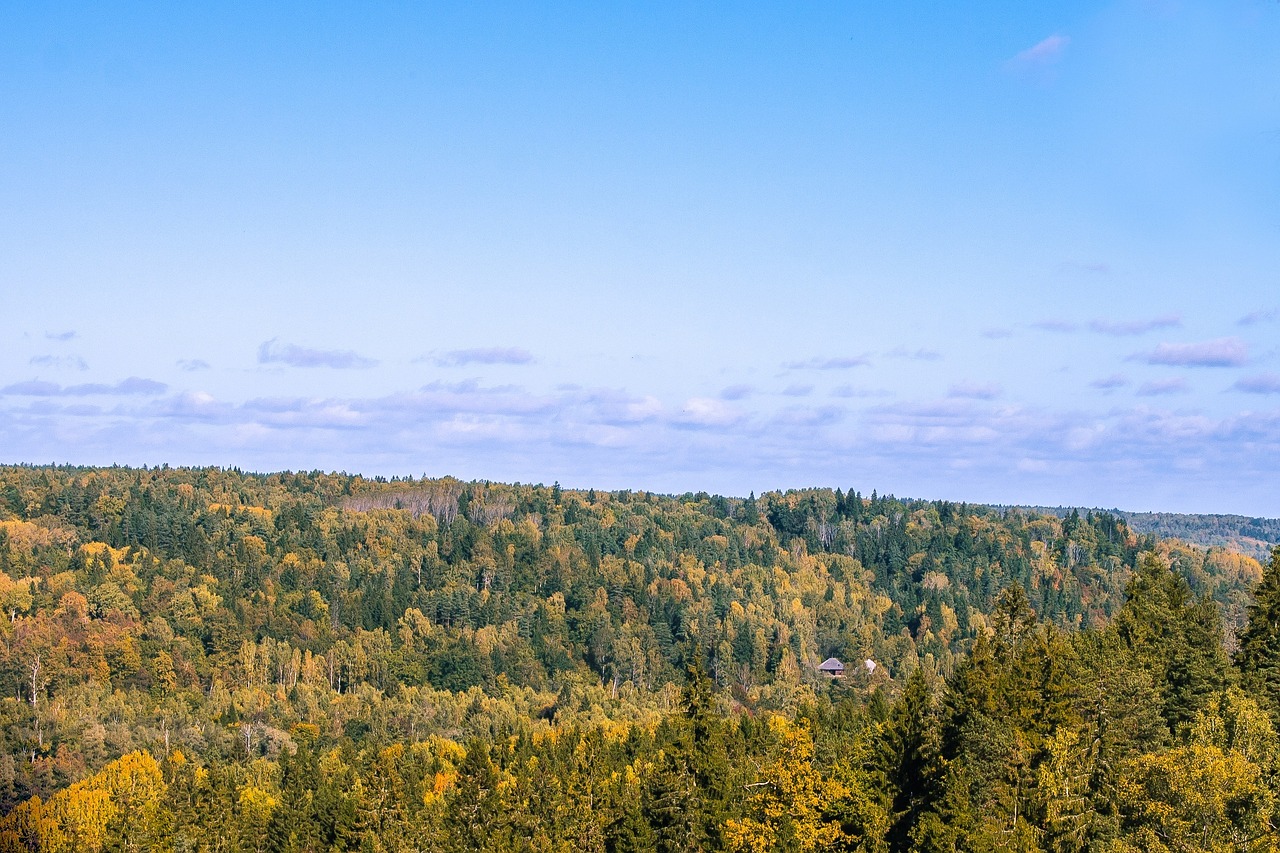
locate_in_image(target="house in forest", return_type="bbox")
[817,657,845,677]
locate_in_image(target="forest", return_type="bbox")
[0,464,1275,852]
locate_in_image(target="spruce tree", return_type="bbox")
[1236,546,1280,721]
[1115,552,1230,736]
[875,668,942,853]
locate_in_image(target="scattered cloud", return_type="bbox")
[948,382,1002,400]
[44,330,76,341]
[29,355,88,370]
[1090,374,1129,391]
[1233,373,1280,394]
[178,359,211,371]
[0,381,60,396]
[781,384,813,397]
[719,384,754,401]
[1089,314,1181,336]
[1006,34,1070,71]
[784,355,871,370]
[106,377,168,395]
[1,377,168,396]
[431,347,535,367]
[1238,308,1277,326]
[616,395,665,423]
[7,376,1280,514]
[886,347,942,361]
[862,399,1009,446]
[1031,319,1078,333]
[1037,314,1177,341]
[674,397,744,428]
[1139,337,1248,368]
[419,379,522,395]
[1136,377,1189,396]
[257,339,378,369]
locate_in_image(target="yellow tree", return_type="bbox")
[725,715,851,853]
[0,751,164,853]
[1114,745,1277,853]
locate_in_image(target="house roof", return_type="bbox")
[817,657,845,670]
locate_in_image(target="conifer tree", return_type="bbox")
[443,741,500,853]
[875,668,942,853]
[1236,547,1280,722]
[1115,552,1229,734]
[267,741,320,853]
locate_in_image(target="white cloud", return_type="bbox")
[1,377,167,396]
[1234,374,1280,394]
[1136,377,1189,396]
[29,355,88,370]
[1238,308,1277,326]
[430,347,534,367]
[1007,34,1070,71]
[6,371,1280,514]
[948,382,1002,400]
[675,397,744,428]
[1139,337,1248,368]
[1090,374,1128,391]
[886,347,942,361]
[258,339,378,369]
[1089,314,1181,336]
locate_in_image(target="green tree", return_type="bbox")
[1236,547,1280,723]
[874,668,942,853]
[1115,552,1230,734]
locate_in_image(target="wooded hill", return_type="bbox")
[1011,505,1280,563]
[0,464,1276,852]
[1120,512,1280,562]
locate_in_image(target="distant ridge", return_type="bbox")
[997,505,1280,561]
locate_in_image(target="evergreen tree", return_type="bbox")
[267,741,320,853]
[443,741,500,852]
[875,668,942,853]
[1114,552,1230,734]
[1236,547,1280,722]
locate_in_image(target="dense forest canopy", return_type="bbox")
[0,464,1275,851]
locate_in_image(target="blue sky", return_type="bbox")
[3,1,1279,514]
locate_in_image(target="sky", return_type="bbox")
[2,1,1279,515]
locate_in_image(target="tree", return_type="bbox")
[1236,547,1280,723]
[443,741,500,852]
[724,715,851,853]
[1115,553,1229,734]
[1114,745,1276,853]
[874,668,942,853]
